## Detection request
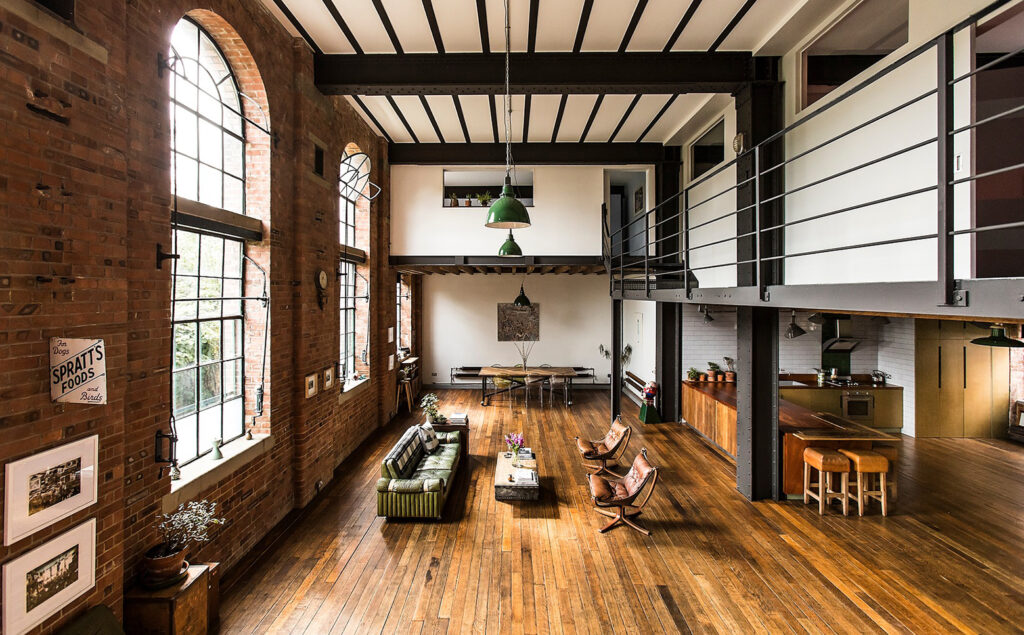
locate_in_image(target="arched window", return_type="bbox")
[339,148,373,386]
[168,17,251,466]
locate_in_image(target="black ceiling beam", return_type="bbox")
[476,0,489,52]
[371,0,404,54]
[663,0,702,52]
[573,0,595,53]
[388,142,674,165]
[350,96,392,143]
[422,0,445,53]
[452,96,471,143]
[419,95,445,142]
[609,94,642,142]
[316,51,754,95]
[709,0,757,52]
[528,0,539,53]
[550,94,567,143]
[272,0,322,54]
[579,94,604,142]
[318,0,362,54]
[619,0,648,53]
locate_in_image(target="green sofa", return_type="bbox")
[376,425,461,519]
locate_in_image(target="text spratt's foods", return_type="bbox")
[50,343,104,395]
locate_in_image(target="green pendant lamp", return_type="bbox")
[970,323,1024,347]
[498,230,522,257]
[486,0,531,231]
[513,282,531,307]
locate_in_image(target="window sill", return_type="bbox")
[162,434,274,513]
[338,377,370,403]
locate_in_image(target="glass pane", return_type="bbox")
[223,240,242,277]
[173,369,196,417]
[199,235,223,276]
[175,413,198,464]
[197,85,221,124]
[199,277,222,318]
[223,397,244,441]
[174,300,197,321]
[173,323,196,369]
[223,175,244,215]
[223,318,242,359]
[224,135,243,178]
[174,74,197,115]
[198,118,223,169]
[199,363,222,409]
[170,20,198,59]
[198,405,221,454]
[174,155,198,201]
[223,358,241,399]
[174,275,197,300]
[199,163,222,209]
[176,231,199,275]
[199,320,221,363]
[173,106,198,159]
[222,279,241,317]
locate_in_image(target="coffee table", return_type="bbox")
[494,452,539,501]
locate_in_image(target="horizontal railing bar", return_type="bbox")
[759,186,938,233]
[760,137,936,206]
[950,160,1024,186]
[950,41,1024,85]
[950,101,1024,136]
[760,89,937,177]
[688,231,755,251]
[949,219,1024,235]
[685,174,756,212]
[687,203,756,232]
[684,152,749,194]
[677,258,757,273]
[761,233,935,262]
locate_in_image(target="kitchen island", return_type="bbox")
[681,381,897,496]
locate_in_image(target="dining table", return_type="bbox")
[478,366,579,407]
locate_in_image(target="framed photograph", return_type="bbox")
[324,366,334,390]
[633,186,644,216]
[305,373,318,398]
[4,436,98,546]
[3,519,96,635]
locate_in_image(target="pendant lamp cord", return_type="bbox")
[503,0,512,180]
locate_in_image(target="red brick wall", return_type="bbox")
[0,0,398,631]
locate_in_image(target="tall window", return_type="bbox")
[396,277,403,352]
[339,260,357,379]
[169,18,248,465]
[339,150,371,383]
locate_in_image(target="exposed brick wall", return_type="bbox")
[0,1,397,632]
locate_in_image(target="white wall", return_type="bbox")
[681,304,737,374]
[391,164,652,256]
[421,274,611,384]
[877,318,917,436]
[622,300,657,395]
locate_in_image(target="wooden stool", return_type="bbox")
[839,449,889,517]
[396,379,415,412]
[803,447,850,515]
[871,443,898,501]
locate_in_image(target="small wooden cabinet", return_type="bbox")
[125,565,209,635]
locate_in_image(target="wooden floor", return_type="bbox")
[220,389,1024,634]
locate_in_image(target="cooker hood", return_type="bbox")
[822,315,860,353]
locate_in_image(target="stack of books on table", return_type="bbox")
[513,468,538,485]
[449,412,468,424]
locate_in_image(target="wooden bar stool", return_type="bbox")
[871,443,898,501]
[802,447,850,515]
[839,449,889,517]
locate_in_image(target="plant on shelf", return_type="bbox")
[707,361,722,381]
[687,367,700,381]
[448,192,459,207]
[598,343,633,366]
[476,191,493,207]
[143,500,224,585]
[723,357,736,382]
[504,431,525,457]
[420,392,447,424]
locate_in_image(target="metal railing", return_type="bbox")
[606,0,1024,305]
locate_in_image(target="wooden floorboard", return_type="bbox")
[220,389,1024,634]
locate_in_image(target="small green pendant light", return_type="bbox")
[513,282,531,307]
[485,0,531,231]
[970,323,1024,347]
[498,230,522,257]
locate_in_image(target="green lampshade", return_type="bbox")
[485,179,531,229]
[513,284,531,307]
[498,230,522,257]
[970,324,1024,348]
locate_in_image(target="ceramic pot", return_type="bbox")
[143,544,187,582]
[725,371,736,383]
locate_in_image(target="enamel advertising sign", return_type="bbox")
[49,338,107,405]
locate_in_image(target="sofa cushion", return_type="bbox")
[437,430,460,444]
[383,427,425,479]
[418,422,440,452]
[410,468,452,489]
[419,444,458,470]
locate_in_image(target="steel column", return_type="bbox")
[655,302,682,423]
[611,298,623,421]
[735,306,778,500]
[937,32,957,306]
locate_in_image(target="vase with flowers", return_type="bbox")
[504,431,524,459]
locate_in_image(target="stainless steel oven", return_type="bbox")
[841,391,874,423]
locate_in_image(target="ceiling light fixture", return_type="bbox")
[970,323,1024,348]
[498,230,522,257]
[513,281,531,307]
[485,0,531,230]
[784,310,806,339]
[702,305,714,324]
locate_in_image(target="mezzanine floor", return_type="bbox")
[220,389,1024,634]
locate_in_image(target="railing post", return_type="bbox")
[683,188,691,299]
[937,31,957,306]
[754,146,763,299]
[644,209,650,296]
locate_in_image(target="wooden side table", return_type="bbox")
[125,564,209,635]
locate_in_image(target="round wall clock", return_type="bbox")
[315,269,328,309]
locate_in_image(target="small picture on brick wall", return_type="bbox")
[3,519,96,635]
[305,373,318,398]
[324,366,334,390]
[4,436,98,546]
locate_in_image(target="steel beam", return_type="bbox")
[937,32,956,306]
[735,306,778,501]
[611,298,623,422]
[655,302,682,423]
[315,51,754,95]
[389,142,673,165]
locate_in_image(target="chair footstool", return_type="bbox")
[839,449,890,516]
[803,447,851,515]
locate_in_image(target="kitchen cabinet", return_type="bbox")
[915,320,1010,438]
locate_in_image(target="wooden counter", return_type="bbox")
[681,381,896,495]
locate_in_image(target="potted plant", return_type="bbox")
[476,191,493,207]
[144,500,224,584]
[699,373,708,381]
[448,192,459,207]
[707,362,721,381]
[723,357,736,382]
[420,392,447,424]
[686,367,700,381]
